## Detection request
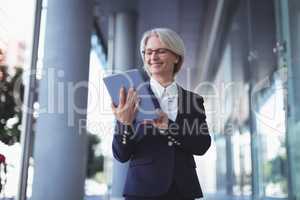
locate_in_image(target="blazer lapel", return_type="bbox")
[175,85,185,123]
[147,81,161,110]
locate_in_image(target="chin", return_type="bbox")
[150,70,164,76]
[149,67,162,74]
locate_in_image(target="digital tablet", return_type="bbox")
[103,69,160,122]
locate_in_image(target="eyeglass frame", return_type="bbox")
[142,48,175,57]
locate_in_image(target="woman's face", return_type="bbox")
[144,35,178,78]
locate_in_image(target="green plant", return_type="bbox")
[0,66,23,145]
[86,133,104,178]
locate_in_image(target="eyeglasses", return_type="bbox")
[142,48,171,57]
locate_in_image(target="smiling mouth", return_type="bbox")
[151,64,162,68]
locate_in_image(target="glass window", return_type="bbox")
[0,0,35,198]
[85,34,112,198]
[232,127,252,196]
[215,136,227,193]
[255,72,288,198]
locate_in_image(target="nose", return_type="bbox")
[150,51,159,60]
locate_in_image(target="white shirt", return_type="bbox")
[150,78,178,121]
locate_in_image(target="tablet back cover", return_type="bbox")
[103,69,160,122]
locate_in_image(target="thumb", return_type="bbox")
[111,103,117,114]
[156,109,166,118]
[155,109,163,116]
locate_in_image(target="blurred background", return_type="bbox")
[0,0,299,200]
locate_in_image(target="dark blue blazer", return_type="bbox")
[112,85,211,198]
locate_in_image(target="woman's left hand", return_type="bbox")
[144,109,168,130]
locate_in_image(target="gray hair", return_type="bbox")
[140,28,185,76]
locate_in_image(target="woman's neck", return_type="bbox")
[152,75,174,88]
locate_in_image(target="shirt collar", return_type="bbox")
[150,77,178,98]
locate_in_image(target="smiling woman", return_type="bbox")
[111,28,211,200]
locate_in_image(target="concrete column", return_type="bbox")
[286,1,300,198]
[289,0,300,120]
[247,0,277,83]
[225,133,234,196]
[31,0,93,199]
[110,12,137,200]
[113,12,137,72]
[246,1,277,199]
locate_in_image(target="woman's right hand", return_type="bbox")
[111,87,139,125]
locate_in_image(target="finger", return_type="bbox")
[132,99,140,116]
[143,120,153,125]
[119,86,126,107]
[134,97,140,111]
[128,90,138,107]
[132,91,139,105]
[111,103,117,114]
[158,109,168,119]
[126,87,134,103]
[152,119,159,127]
[155,109,165,118]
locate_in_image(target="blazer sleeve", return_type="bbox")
[165,96,211,155]
[112,120,137,162]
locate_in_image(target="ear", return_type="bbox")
[175,55,181,64]
[174,58,179,64]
